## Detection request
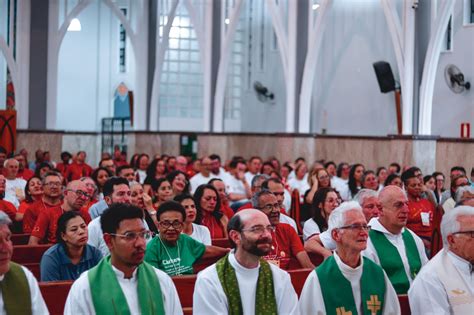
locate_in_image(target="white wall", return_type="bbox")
[56,0,136,132]
[431,0,474,137]
[311,0,399,136]
[0,0,9,110]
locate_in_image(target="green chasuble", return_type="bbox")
[0,262,32,315]
[216,253,278,315]
[369,229,422,294]
[316,256,385,315]
[88,256,165,315]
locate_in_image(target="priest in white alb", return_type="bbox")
[298,201,400,314]
[408,205,474,314]
[64,203,182,315]
[193,209,299,314]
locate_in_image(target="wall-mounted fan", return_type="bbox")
[444,64,470,94]
[253,81,274,103]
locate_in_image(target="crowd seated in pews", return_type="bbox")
[1,145,473,314]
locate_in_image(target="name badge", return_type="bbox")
[421,212,430,226]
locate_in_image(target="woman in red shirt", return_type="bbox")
[193,184,228,239]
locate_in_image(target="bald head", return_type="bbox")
[63,180,90,211]
[379,185,405,207]
[176,156,187,172]
[378,185,409,234]
[4,158,19,179]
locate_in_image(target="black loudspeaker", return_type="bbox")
[373,61,396,93]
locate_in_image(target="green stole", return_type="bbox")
[88,256,165,315]
[369,229,422,294]
[216,253,278,315]
[316,256,385,315]
[0,262,32,315]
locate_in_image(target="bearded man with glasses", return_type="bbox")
[193,209,299,314]
[145,201,228,276]
[252,189,314,269]
[65,203,182,314]
[299,201,400,314]
[29,180,90,245]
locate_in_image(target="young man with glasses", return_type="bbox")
[362,185,428,294]
[145,201,228,276]
[193,209,298,314]
[252,190,314,269]
[299,202,400,314]
[409,206,474,314]
[65,203,182,314]
[29,180,90,245]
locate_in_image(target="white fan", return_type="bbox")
[444,64,471,94]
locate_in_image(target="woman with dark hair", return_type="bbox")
[129,181,159,234]
[302,187,339,241]
[348,163,365,198]
[193,184,228,238]
[135,154,150,184]
[166,170,189,196]
[143,158,167,196]
[91,167,112,199]
[432,171,445,204]
[34,162,52,179]
[40,211,102,281]
[361,170,378,191]
[261,161,275,175]
[384,173,402,188]
[423,175,436,191]
[129,153,140,169]
[18,176,43,217]
[174,194,211,245]
[376,166,388,190]
[153,178,173,209]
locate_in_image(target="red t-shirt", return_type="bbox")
[221,204,234,219]
[17,168,34,181]
[201,214,226,239]
[0,200,17,221]
[22,199,60,234]
[55,163,69,177]
[267,223,305,259]
[407,199,435,239]
[31,206,64,243]
[64,162,93,181]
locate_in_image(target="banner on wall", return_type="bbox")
[0,110,17,154]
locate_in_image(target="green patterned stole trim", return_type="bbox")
[369,229,422,294]
[316,256,385,315]
[216,253,278,315]
[0,262,31,315]
[88,256,165,315]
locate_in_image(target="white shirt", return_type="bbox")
[408,249,474,315]
[362,218,428,285]
[0,266,49,315]
[64,264,182,315]
[88,217,151,256]
[280,214,298,233]
[136,169,147,184]
[225,175,248,204]
[4,178,26,208]
[189,223,211,245]
[190,173,217,194]
[302,218,321,241]
[298,252,400,315]
[244,172,258,186]
[193,251,298,315]
[287,177,310,203]
[331,177,350,201]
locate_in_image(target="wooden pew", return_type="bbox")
[39,281,73,315]
[12,244,52,280]
[211,238,231,248]
[398,294,411,315]
[11,233,30,245]
[288,268,312,296]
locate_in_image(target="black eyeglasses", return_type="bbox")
[258,203,280,213]
[159,221,184,230]
[66,189,91,199]
[338,224,370,231]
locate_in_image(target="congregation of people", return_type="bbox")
[0,145,473,314]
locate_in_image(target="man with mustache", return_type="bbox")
[253,190,314,269]
[144,201,228,276]
[64,203,182,314]
[408,206,474,314]
[362,185,428,294]
[299,202,400,314]
[193,209,298,314]
[29,180,90,245]
[0,211,49,314]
